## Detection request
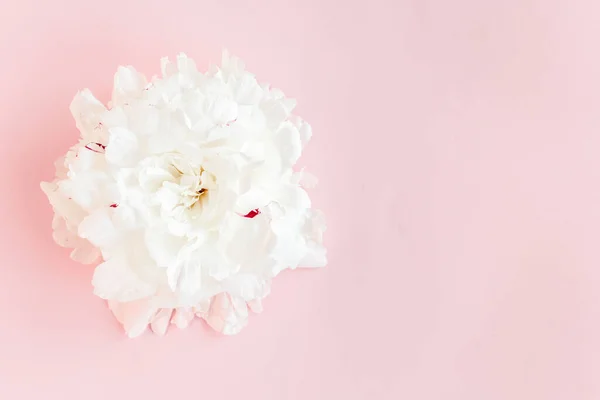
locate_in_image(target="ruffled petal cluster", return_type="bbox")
[41,52,326,337]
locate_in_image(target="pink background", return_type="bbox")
[1,0,600,398]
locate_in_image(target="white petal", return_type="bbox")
[70,243,100,264]
[70,89,106,136]
[206,96,238,124]
[109,300,156,338]
[144,229,186,269]
[105,127,138,166]
[150,308,173,336]
[274,122,302,167]
[223,212,273,264]
[178,258,203,299]
[78,210,118,248]
[235,73,263,105]
[247,298,263,313]
[172,308,195,329]
[92,258,155,302]
[292,169,318,189]
[235,187,270,215]
[112,66,147,106]
[204,293,249,335]
[275,184,311,210]
[222,274,269,301]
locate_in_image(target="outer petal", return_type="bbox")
[92,258,155,302]
[222,274,270,302]
[109,299,156,338]
[172,307,195,329]
[78,209,119,248]
[150,308,173,336]
[204,293,249,335]
[70,243,101,264]
[105,127,139,167]
[70,89,106,137]
[273,122,302,167]
[112,66,147,106]
[144,228,186,270]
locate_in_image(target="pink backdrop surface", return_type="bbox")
[1,0,600,398]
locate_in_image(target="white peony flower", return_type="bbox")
[41,51,326,337]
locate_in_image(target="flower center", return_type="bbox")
[170,162,214,212]
[187,186,207,210]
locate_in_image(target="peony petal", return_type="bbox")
[150,308,173,336]
[78,210,119,248]
[92,258,155,302]
[204,293,249,335]
[172,307,195,329]
[112,66,147,106]
[222,274,269,302]
[70,89,106,137]
[274,122,302,167]
[105,127,139,166]
[70,243,101,264]
[144,229,186,270]
[110,299,156,338]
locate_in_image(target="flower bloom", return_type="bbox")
[41,52,326,337]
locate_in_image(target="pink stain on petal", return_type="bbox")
[84,142,106,153]
[109,203,118,208]
[243,209,260,218]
